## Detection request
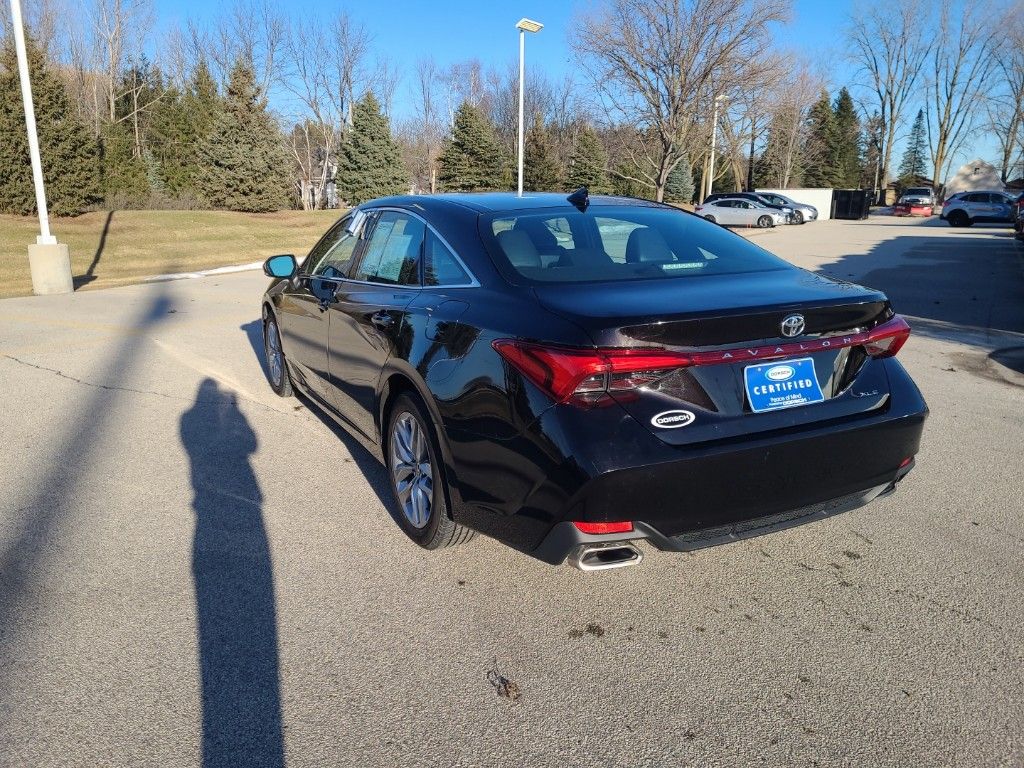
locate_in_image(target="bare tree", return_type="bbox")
[187,0,285,94]
[441,59,486,126]
[282,10,371,208]
[848,0,933,197]
[572,0,786,201]
[925,4,999,188]
[408,56,443,192]
[985,14,1024,181]
[87,0,152,123]
[757,66,822,188]
[370,57,401,118]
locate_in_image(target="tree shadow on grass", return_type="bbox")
[73,210,114,289]
[180,378,284,768]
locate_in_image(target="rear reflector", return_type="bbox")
[573,521,634,535]
[492,316,911,405]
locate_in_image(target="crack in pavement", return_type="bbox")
[1,353,300,421]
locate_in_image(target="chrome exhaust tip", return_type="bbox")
[567,542,643,571]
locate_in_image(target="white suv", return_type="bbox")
[941,191,1015,226]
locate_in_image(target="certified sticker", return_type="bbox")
[650,410,695,429]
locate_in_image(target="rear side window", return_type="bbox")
[482,206,788,284]
[424,231,471,286]
[353,211,424,285]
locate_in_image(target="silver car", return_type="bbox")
[940,190,1015,226]
[756,192,818,224]
[696,198,785,228]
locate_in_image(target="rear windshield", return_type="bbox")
[480,206,788,284]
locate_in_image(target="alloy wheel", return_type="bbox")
[266,319,283,387]
[390,412,434,529]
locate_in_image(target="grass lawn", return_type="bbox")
[0,208,341,299]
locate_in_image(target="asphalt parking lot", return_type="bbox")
[1,215,1022,767]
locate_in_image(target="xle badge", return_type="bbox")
[651,410,695,429]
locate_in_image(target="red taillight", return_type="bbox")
[862,315,911,359]
[573,521,634,535]
[492,341,691,404]
[494,316,911,405]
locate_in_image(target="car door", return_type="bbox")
[735,201,758,226]
[990,193,1013,221]
[711,200,737,225]
[964,192,990,220]
[276,215,362,399]
[326,209,425,440]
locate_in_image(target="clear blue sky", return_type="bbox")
[153,0,991,173]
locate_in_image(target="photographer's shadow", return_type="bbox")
[180,378,284,768]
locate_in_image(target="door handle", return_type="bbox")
[370,311,393,329]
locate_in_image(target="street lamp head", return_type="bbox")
[516,18,543,33]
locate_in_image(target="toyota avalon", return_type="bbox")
[259,190,927,571]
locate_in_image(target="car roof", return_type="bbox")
[362,192,671,214]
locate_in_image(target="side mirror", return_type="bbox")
[263,254,297,278]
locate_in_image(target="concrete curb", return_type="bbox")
[142,261,264,283]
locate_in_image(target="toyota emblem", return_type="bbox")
[780,314,805,338]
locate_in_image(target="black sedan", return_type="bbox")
[260,191,927,570]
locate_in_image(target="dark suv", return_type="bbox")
[704,192,794,223]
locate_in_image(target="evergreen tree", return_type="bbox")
[438,102,505,191]
[99,119,149,206]
[610,164,645,197]
[337,91,407,204]
[149,61,220,201]
[566,125,611,193]
[523,112,562,191]
[832,87,862,189]
[803,90,838,188]
[0,35,100,215]
[664,159,694,203]
[898,109,928,187]
[196,61,290,212]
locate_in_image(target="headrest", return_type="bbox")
[625,227,674,263]
[497,229,542,268]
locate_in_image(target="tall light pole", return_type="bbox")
[516,17,543,197]
[704,94,728,202]
[10,0,73,294]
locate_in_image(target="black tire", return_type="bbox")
[384,392,474,550]
[757,215,773,228]
[792,210,804,224]
[262,306,293,397]
[948,210,970,227]
[704,214,717,223]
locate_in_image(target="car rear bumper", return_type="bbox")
[528,397,926,565]
[532,463,913,564]
[444,351,927,564]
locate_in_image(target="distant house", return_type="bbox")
[944,159,1003,196]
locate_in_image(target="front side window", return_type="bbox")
[305,216,360,277]
[352,211,424,285]
[483,206,788,284]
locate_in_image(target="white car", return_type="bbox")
[755,192,818,224]
[695,198,785,228]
